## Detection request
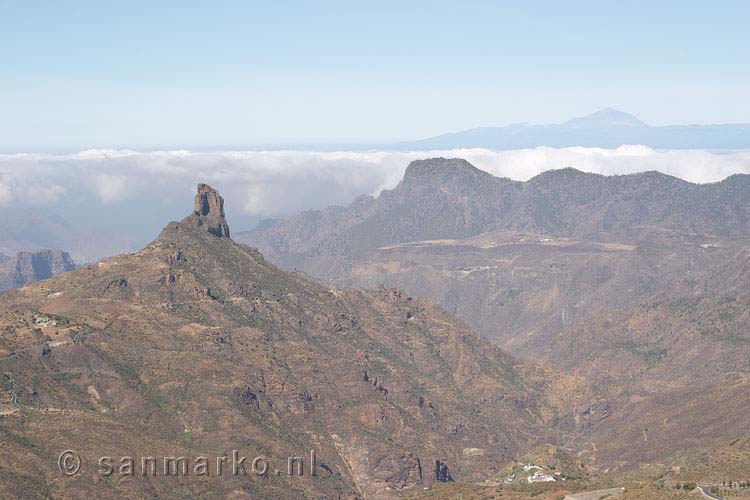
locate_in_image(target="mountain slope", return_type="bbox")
[0,184,583,499]
[548,293,750,467]
[237,159,750,478]
[238,159,750,359]
[238,158,750,281]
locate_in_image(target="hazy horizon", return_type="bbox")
[2,1,749,151]
[3,106,750,154]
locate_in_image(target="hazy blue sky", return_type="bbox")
[1,1,749,151]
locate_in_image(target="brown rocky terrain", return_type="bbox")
[238,158,750,279]
[3,164,748,498]
[547,293,750,469]
[238,159,750,358]
[0,249,76,292]
[238,158,750,484]
[0,184,591,499]
[326,231,749,360]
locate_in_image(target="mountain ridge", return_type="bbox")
[237,158,750,480]
[0,183,589,499]
[238,159,750,279]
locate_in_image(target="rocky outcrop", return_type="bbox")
[0,249,76,292]
[434,460,454,482]
[181,183,231,238]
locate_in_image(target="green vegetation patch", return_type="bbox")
[612,340,667,366]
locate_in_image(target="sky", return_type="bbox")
[2,1,750,151]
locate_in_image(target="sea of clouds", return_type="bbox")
[1,146,749,246]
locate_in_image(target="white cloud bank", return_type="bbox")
[0,146,748,244]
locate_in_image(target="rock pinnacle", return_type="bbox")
[186,183,231,238]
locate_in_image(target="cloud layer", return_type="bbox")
[1,146,748,246]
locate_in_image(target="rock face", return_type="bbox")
[182,183,231,238]
[0,249,75,291]
[434,460,454,482]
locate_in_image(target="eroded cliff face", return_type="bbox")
[0,249,75,291]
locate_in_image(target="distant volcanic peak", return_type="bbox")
[564,108,647,128]
[183,183,231,238]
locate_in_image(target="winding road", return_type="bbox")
[697,485,724,500]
